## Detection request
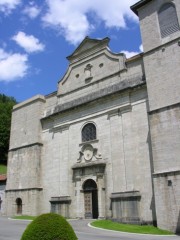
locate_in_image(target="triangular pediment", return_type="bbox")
[67,36,110,62]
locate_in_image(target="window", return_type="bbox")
[16,198,22,214]
[82,123,96,142]
[158,3,180,38]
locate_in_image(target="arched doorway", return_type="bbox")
[83,179,98,219]
[16,198,22,214]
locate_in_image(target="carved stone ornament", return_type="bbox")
[83,145,94,161]
[77,144,102,163]
[84,64,93,79]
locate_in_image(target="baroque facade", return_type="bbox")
[5,0,180,233]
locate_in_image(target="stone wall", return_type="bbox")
[6,96,45,216]
[150,105,180,233]
[9,95,45,149]
[5,189,42,216]
[150,105,180,172]
[153,171,180,233]
[138,0,180,111]
[138,0,180,53]
[7,144,42,190]
[136,0,180,233]
[143,41,180,111]
[40,86,154,222]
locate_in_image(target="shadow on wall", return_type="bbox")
[176,211,180,235]
[146,128,157,227]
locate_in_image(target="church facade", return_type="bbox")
[5,0,180,233]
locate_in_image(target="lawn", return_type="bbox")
[91,220,173,235]
[12,215,37,221]
[0,164,7,174]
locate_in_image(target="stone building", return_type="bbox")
[5,0,180,233]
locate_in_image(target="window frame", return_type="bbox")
[158,2,180,38]
[81,123,97,143]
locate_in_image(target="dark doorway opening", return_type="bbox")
[16,198,22,214]
[83,179,98,219]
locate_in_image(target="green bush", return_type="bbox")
[21,213,78,240]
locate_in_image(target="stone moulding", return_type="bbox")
[153,169,180,177]
[72,160,106,169]
[79,139,99,146]
[72,161,106,182]
[58,69,125,98]
[50,124,70,133]
[131,0,153,15]
[66,37,110,63]
[9,142,43,152]
[77,144,102,163]
[12,95,45,112]
[111,191,142,225]
[148,102,180,115]
[110,191,141,199]
[5,187,43,192]
[43,75,145,119]
[50,196,71,203]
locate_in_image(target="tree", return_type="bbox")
[0,94,17,164]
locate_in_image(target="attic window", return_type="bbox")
[158,3,180,38]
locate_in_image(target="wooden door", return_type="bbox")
[84,191,92,218]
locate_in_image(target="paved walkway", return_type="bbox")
[0,216,179,240]
[69,219,179,240]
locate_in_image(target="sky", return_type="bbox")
[0,0,142,103]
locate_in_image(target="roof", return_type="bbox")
[66,36,110,62]
[0,174,7,181]
[131,0,153,15]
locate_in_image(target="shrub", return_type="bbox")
[21,213,78,240]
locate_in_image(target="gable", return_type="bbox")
[57,52,126,101]
[56,37,145,106]
[67,37,110,63]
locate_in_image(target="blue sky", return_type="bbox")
[0,0,142,103]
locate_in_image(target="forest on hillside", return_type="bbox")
[0,94,17,165]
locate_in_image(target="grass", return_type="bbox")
[0,164,7,174]
[91,220,173,235]
[12,215,37,221]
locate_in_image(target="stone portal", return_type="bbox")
[83,179,98,219]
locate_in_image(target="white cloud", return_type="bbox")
[0,48,29,82]
[0,0,21,14]
[139,44,143,52]
[122,50,140,58]
[0,48,9,60]
[42,0,138,45]
[12,31,45,53]
[23,4,41,19]
[121,44,143,58]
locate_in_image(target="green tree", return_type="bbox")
[21,213,78,240]
[0,94,17,164]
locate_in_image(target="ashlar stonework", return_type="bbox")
[5,0,180,234]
